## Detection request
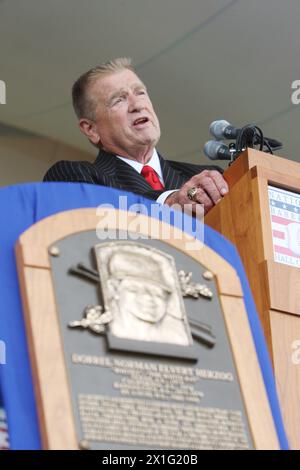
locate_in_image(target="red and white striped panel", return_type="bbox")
[271,215,300,258]
[269,186,300,268]
[0,407,9,450]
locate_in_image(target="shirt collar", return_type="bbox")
[116,149,163,180]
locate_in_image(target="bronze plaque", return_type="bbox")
[49,230,253,450]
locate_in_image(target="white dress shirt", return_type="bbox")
[116,149,177,204]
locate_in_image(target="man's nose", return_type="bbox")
[128,94,143,112]
[142,292,153,303]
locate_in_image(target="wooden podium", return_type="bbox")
[205,149,300,449]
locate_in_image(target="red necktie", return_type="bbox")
[141,165,165,190]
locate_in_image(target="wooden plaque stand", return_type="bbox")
[15,208,279,449]
[205,149,300,449]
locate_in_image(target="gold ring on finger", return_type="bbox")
[187,187,198,201]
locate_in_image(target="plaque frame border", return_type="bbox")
[15,208,280,450]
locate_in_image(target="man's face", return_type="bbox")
[118,278,169,323]
[87,69,161,157]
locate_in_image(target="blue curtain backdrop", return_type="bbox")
[0,182,288,449]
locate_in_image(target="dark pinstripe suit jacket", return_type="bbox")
[43,149,221,201]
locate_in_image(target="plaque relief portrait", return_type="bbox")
[94,242,193,347]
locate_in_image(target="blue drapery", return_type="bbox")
[0,182,288,449]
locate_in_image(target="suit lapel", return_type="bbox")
[94,149,186,191]
[115,158,154,192]
[94,149,153,191]
[159,154,186,189]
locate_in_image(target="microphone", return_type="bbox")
[209,120,240,140]
[203,140,232,161]
[210,119,283,150]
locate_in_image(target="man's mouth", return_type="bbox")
[133,117,149,127]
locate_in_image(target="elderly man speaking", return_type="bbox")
[44,58,228,213]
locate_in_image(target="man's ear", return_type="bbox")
[78,118,101,146]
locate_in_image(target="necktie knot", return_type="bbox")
[141,165,164,190]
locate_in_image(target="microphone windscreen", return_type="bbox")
[209,120,230,140]
[203,140,222,160]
